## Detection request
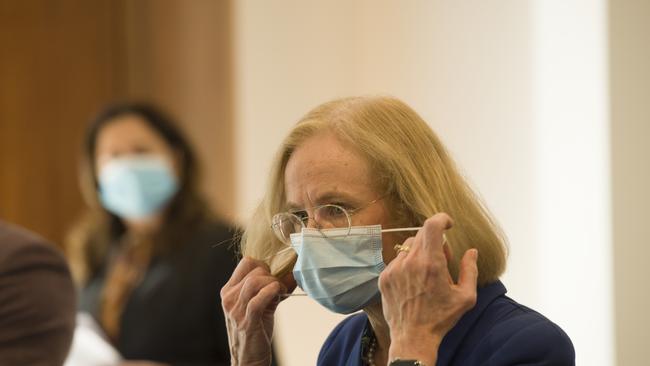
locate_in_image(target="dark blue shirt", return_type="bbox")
[318,281,575,366]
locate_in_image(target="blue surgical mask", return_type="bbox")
[291,225,386,314]
[98,156,179,220]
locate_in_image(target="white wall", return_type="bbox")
[233,3,356,364]
[530,1,613,364]
[233,1,613,365]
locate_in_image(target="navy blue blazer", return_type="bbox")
[318,281,575,366]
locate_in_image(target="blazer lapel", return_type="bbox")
[436,281,507,366]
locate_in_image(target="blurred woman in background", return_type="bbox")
[67,103,237,366]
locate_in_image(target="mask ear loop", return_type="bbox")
[381,227,422,233]
[380,227,449,243]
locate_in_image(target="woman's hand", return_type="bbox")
[220,257,289,366]
[378,213,479,366]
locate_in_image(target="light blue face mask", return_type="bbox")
[291,225,386,314]
[98,156,179,220]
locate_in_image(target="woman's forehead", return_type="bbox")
[96,115,163,152]
[284,132,374,205]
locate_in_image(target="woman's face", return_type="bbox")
[94,114,179,177]
[284,131,402,265]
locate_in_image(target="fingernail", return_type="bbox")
[471,248,479,259]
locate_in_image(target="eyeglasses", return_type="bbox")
[271,197,383,246]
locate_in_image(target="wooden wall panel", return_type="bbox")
[0,0,234,244]
[122,0,236,220]
[0,0,126,244]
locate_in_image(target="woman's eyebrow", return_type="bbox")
[286,202,303,211]
[285,192,352,210]
[314,191,356,205]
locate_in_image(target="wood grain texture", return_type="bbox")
[0,0,234,244]
[0,0,125,244]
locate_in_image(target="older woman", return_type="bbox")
[221,96,574,366]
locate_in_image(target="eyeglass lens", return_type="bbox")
[272,204,351,245]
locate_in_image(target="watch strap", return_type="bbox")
[388,359,426,366]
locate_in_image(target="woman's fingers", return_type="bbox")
[246,281,284,319]
[442,242,454,285]
[220,256,280,365]
[239,273,286,307]
[395,237,415,258]
[411,213,454,256]
[457,249,479,304]
[224,256,268,288]
[222,265,271,310]
[381,213,479,357]
[442,241,453,263]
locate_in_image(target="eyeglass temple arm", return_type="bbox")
[381,227,422,233]
[267,227,445,260]
[383,227,449,244]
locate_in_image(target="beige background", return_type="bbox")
[610,1,650,365]
[1,1,648,365]
[232,1,631,365]
[232,1,539,364]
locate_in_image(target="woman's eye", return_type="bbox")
[324,205,346,217]
[133,146,152,154]
[333,202,354,211]
[294,210,308,221]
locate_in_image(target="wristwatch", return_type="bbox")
[389,359,427,366]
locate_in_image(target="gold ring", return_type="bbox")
[393,244,411,254]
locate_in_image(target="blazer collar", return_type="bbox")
[436,280,507,365]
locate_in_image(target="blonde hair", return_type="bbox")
[242,96,507,286]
